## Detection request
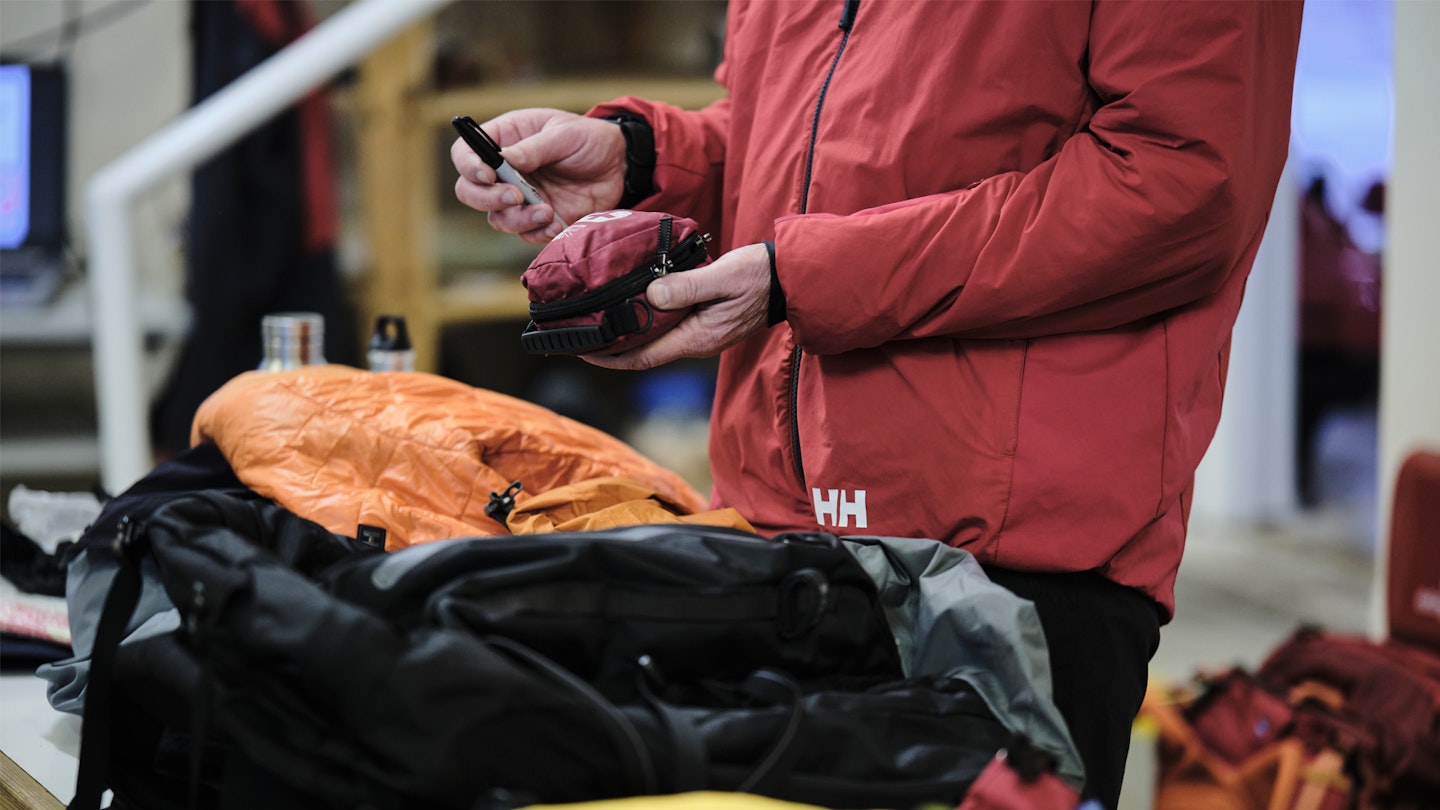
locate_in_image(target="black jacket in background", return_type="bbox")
[150,0,357,457]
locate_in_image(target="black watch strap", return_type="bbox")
[605,113,656,209]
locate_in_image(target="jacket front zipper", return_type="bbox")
[789,0,861,489]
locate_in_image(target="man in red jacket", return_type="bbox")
[453,1,1304,804]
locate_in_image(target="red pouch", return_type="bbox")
[520,210,711,355]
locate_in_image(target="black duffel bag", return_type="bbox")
[69,491,1022,810]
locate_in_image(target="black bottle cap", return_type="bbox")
[370,314,412,352]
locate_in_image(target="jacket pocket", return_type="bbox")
[794,338,1026,553]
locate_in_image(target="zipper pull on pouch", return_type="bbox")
[653,216,675,276]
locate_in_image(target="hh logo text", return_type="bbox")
[811,488,868,529]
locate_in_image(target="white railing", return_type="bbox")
[87,0,451,493]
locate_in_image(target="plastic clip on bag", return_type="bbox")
[521,210,712,356]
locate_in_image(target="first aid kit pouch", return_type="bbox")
[521,210,711,355]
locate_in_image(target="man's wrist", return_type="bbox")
[604,113,656,209]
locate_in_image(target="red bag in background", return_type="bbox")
[1143,670,1357,810]
[1257,627,1440,809]
[956,737,1081,810]
[1386,451,1440,651]
[521,210,712,356]
[1184,670,1296,768]
[1143,449,1440,810]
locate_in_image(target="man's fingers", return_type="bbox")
[499,124,577,174]
[456,176,522,212]
[488,206,562,240]
[647,266,716,311]
[498,142,533,173]
[649,245,769,312]
[580,322,696,370]
[576,245,773,367]
[450,138,488,182]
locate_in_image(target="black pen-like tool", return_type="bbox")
[452,115,552,214]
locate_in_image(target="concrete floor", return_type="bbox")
[1153,510,1373,681]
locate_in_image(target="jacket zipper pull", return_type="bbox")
[485,480,524,525]
[839,0,860,31]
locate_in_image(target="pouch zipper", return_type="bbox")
[789,0,860,488]
[529,226,711,321]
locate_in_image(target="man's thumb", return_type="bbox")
[649,273,701,310]
[649,278,674,309]
[499,142,533,171]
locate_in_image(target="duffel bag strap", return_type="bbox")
[734,669,805,795]
[484,636,658,794]
[69,517,144,810]
[634,655,707,793]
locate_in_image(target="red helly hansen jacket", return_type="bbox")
[592,0,1303,618]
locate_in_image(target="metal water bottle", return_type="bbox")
[367,314,415,371]
[259,312,326,371]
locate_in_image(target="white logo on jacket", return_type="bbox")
[811,488,868,529]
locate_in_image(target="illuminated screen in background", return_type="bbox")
[0,64,32,250]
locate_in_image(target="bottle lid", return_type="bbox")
[260,312,326,371]
[370,314,412,352]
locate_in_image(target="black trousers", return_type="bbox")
[981,566,1162,810]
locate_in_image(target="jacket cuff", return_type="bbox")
[763,240,786,326]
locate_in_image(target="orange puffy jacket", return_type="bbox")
[192,366,751,550]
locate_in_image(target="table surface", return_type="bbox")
[0,673,78,808]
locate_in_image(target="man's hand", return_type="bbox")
[582,243,774,370]
[451,108,627,243]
